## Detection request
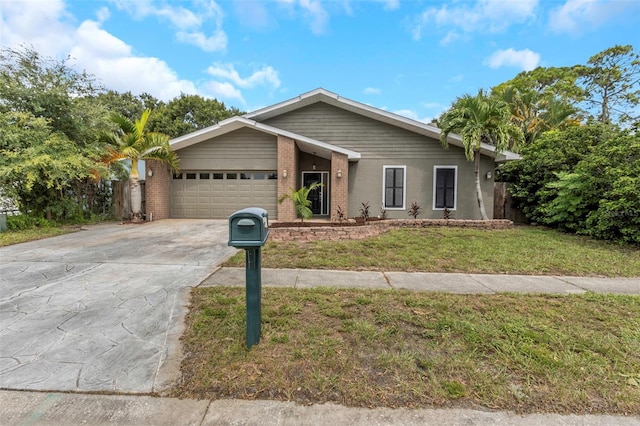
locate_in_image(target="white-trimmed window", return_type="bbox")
[383,166,406,210]
[433,166,457,210]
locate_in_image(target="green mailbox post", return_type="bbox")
[228,207,269,349]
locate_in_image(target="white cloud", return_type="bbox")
[412,0,538,42]
[206,63,281,89]
[363,87,381,95]
[205,63,281,104]
[108,0,227,51]
[0,0,75,58]
[299,0,330,35]
[0,2,204,102]
[548,0,635,35]
[376,0,400,11]
[176,30,227,52]
[70,20,197,100]
[485,48,540,71]
[207,81,245,103]
[393,109,432,123]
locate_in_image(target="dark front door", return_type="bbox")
[303,172,322,214]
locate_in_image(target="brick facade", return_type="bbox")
[144,159,171,220]
[330,152,348,220]
[277,135,299,221]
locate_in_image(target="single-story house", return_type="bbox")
[144,88,519,222]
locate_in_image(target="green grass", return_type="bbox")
[173,287,640,414]
[225,226,640,277]
[0,226,76,247]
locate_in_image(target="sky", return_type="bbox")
[1,0,639,123]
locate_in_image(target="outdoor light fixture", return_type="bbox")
[486,171,492,179]
[147,169,153,177]
[312,152,317,170]
[282,169,288,178]
[337,169,342,178]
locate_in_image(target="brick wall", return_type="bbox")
[270,219,513,242]
[144,159,171,220]
[330,152,349,220]
[277,135,298,221]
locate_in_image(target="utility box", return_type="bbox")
[228,207,269,248]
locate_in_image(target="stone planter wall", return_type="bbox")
[269,219,513,242]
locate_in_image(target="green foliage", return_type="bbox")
[539,173,589,231]
[0,46,111,221]
[278,184,322,222]
[7,214,54,231]
[147,93,243,138]
[506,123,640,244]
[500,124,609,223]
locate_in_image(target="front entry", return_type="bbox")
[302,171,329,216]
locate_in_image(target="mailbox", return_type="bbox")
[228,207,270,349]
[228,207,269,248]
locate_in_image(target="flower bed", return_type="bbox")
[269,219,513,242]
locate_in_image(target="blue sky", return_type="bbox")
[1,0,639,122]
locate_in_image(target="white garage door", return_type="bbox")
[171,171,278,219]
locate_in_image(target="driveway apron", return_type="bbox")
[0,220,236,393]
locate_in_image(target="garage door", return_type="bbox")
[171,171,278,219]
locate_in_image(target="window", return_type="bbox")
[186,173,196,180]
[213,173,224,180]
[383,166,406,209]
[267,173,277,180]
[240,173,251,180]
[172,173,183,180]
[226,173,237,180]
[254,173,265,180]
[199,173,210,180]
[433,166,457,210]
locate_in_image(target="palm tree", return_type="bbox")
[440,90,524,220]
[278,183,323,223]
[103,110,179,222]
[494,86,576,145]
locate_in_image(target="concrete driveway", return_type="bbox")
[0,220,236,394]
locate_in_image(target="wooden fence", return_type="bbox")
[494,182,527,223]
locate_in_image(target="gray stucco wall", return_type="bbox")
[264,103,495,220]
[176,127,277,171]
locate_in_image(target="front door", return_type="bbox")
[302,171,329,215]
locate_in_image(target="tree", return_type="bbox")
[103,110,179,222]
[0,45,111,220]
[439,90,524,219]
[500,124,610,223]
[580,45,640,124]
[148,93,243,138]
[278,183,323,223]
[0,112,106,219]
[492,85,577,145]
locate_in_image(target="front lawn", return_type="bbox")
[225,226,640,277]
[0,226,75,247]
[173,287,640,414]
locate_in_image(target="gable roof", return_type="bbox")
[169,115,361,161]
[245,88,520,162]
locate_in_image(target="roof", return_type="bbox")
[169,116,361,161]
[245,88,521,162]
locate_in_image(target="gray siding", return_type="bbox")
[176,128,277,170]
[265,103,495,219]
